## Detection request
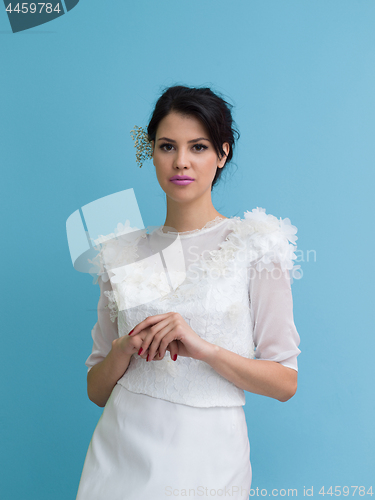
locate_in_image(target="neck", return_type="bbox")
[163,197,226,233]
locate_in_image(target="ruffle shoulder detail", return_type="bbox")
[197,207,301,284]
[237,207,301,281]
[87,220,147,286]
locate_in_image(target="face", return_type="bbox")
[151,111,230,201]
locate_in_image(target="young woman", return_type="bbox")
[76,85,301,500]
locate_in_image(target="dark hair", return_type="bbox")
[147,85,240,190]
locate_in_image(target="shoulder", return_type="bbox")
[241,207,297,243]
[88,222,147,285]
[229,207,301,279]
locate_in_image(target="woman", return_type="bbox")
[76,85,301,500]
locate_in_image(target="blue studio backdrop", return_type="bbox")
[1,1,374,499]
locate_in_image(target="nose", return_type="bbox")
[174,147,190,169]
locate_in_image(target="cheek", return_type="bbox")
[154,164,172,189]
[154,152,172,170]
[198,156,219,176]
[153,157,167,174]
[155,169,166,185]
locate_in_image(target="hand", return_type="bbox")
[113,332,177,361]
[138,340,179,362]
[128,312,212,362]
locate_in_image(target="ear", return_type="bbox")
[218,142,230,168]
[151,140,155,157]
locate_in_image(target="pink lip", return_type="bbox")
[170,179,195,185]
[169,175,195,180]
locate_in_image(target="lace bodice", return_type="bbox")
[86,207,301,408]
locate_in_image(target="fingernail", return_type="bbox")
[138,347,143,356]
[147,354,150,362]
[128,329,134,336]
[173,354,177,361]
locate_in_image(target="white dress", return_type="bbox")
[75,207,301,500]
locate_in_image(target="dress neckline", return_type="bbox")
[155,215,232,238]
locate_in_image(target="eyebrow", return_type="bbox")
[157,137,211,143]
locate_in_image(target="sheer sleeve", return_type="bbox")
[249,263,301,371]
[85,276,119,373]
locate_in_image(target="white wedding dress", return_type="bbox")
[75,207,301,500]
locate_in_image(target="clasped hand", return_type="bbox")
[121,312,212,363]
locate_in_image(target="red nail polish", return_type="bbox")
[147,354,149,362]
[173,354,177,361]
[128,329,134,336]
[138,347,143,356]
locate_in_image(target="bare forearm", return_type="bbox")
[202,344,297,402]
[87,339,132,407]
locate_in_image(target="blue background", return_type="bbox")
[1,1,374,498]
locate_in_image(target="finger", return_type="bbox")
[164,340,177,360]
[138,348,148,359]
[167,340,179,361]
[134,317,173,357]
[138,344,163,360]
[154,348,165,361]
[132,332,149,358]
[147,325,175,362]
[128,313,172,337]
[141,318,174,359]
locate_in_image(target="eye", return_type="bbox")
[158,142,208,152]
[193,143,208,152]
[159,143,174,151]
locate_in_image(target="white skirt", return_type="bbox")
[76,383,252,500]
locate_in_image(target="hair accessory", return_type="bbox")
[130,125,153,168]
